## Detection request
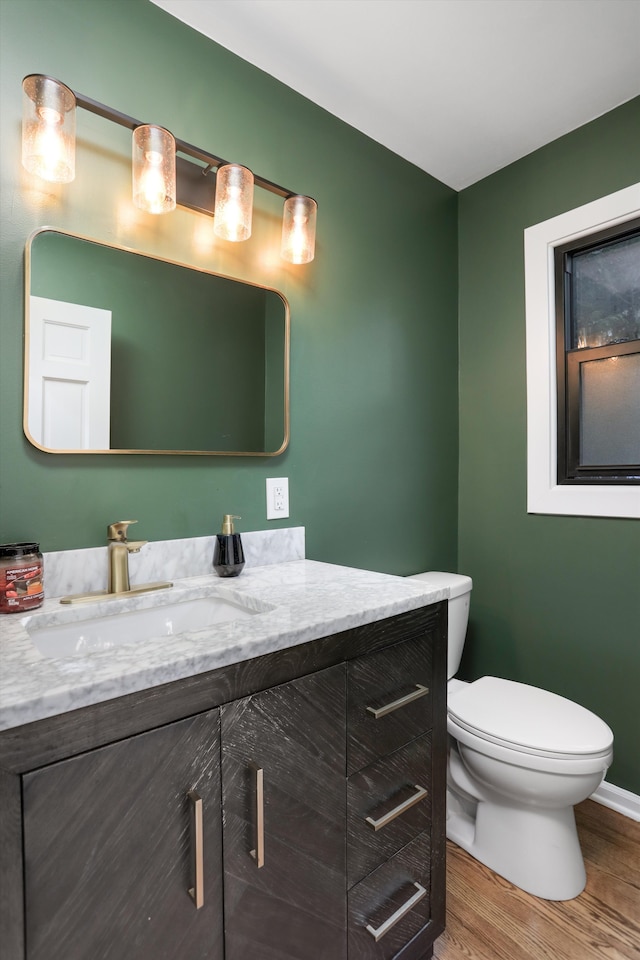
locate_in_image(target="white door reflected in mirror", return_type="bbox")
[28,296,112,450]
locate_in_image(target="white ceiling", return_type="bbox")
[151,0,640,190]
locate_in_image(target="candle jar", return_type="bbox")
[0,542,44,613]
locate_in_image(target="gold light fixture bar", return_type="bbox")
[22,75,317,262]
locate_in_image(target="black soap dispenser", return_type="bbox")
[213,515,245,578]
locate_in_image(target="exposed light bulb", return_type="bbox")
[31,118,66,181]
[288,212,310,262]
[38,106,62,124]
[138,150,168,214]
[219,188,244,240]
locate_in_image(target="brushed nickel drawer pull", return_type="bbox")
[249,763,265,868]
[187,790,204,909]
[365,784,428,831]
[366,684,429,719]
[365,881,427,942]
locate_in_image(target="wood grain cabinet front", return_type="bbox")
[221,665,348,960]
[347,734,432,887]
[1,603,447,960]
[22,710,224,960]
[347,633,433,776]
[346,629,440,959]
[348,832,432,960]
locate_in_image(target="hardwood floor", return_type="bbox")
[433,799,640,960]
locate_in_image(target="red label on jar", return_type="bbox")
[0,562,44,613]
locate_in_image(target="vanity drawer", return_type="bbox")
[348,831,431,960]
[347,734,431,887]
[347,634,433,775]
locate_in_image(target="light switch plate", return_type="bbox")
[266,477,289,520]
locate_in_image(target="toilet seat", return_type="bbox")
[448,676,613,761]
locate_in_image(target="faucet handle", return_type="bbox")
[108,520,138,542]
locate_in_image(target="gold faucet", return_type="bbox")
[59,520,173,605]
[107,520,148,593]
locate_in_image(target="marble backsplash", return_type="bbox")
[43,526,305,600]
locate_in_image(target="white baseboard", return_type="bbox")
[590,780,640,822]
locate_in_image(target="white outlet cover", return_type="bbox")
[266,477,289,520]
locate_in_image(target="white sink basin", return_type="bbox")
[25,593,263,659]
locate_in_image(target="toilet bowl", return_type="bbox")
[408,572,614,901]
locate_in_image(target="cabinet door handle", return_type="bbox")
[365,783,428,831]
[365,882,427,942]
[249,763,265,868]
[366,684,429,719]
[187,790,204,909]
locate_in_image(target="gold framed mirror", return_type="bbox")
[24,228,290,456]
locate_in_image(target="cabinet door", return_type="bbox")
[23,710,223,960]
[222,664,347,960]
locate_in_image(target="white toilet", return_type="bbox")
[409,571,614,901]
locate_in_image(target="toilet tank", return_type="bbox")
[407,571,473,679]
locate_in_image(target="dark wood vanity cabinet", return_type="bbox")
[22,710,224,960]
[222,665,348,960]
[0,603,447,960]
[346,631,439,960]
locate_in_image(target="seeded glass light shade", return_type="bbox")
[214,164,254,241]
[281,195,317,264]
[132,125,176,214]
[22,75,76,183]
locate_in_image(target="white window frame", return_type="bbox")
[524,183,640,519]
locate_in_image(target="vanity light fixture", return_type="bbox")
[132,124,176,215]
[213,163,254,242]
[281,195,318,265]
[22,75,76,184]
[21,74,317,263]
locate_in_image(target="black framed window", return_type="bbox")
[555,217,640,484]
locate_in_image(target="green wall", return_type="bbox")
[458,98,640,794]
[0,0,459,575]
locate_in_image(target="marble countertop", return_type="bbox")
[0,560,447,732]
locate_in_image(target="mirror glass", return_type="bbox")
[25,229,289,455]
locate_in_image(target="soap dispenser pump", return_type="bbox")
[213,515,245,578]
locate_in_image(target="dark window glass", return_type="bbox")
[555,218,640,484]
[570,232,640,349]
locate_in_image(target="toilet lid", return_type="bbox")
[448,677,613,756]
